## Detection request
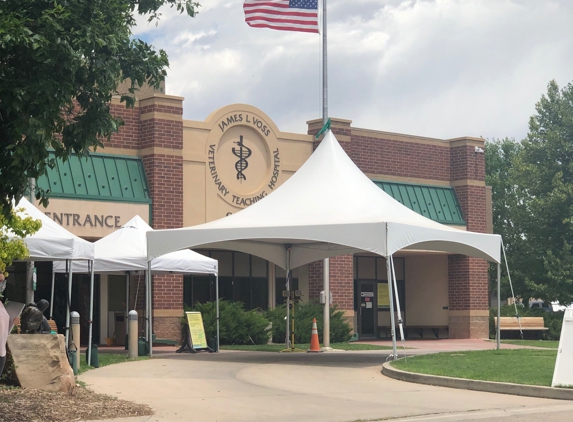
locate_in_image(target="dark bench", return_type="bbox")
[405,325,449,339]
[378,325,449,339]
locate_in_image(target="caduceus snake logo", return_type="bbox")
[232,135,252,182]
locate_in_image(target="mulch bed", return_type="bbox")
[0,385,153,422]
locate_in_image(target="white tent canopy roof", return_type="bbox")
[53,215,217,274]
[147,131,501,269]
[10,197,94,261]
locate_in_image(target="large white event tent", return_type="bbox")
[147,130,503,356]
[11,197,95,348]
[53,215,218,357]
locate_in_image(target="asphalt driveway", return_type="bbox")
[79,348,573,422]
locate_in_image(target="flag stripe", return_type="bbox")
[244,0,319,34]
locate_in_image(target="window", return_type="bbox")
[183,251,269,310]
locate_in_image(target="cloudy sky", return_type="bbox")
[133,0,573,141]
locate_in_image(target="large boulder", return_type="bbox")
[7,334,76,394]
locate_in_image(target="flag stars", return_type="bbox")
[290,0,318,9]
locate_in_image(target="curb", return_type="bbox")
[382,362,573,401]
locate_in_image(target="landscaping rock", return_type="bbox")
[7,334,76,394]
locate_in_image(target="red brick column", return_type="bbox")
[308,261,323,301]
[449,139,489,338]
[307,256,355,331]
[139,94,185,341]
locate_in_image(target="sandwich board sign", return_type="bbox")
[176,311,212,353]
[552,308,573,387]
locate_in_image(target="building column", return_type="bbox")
[448,138,489,338]
[307,255,355,331]
[139,94,184,341]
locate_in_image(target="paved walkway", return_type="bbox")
[79,339,572,422]
[355,338,537,352]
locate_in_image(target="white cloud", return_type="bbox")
[133,0,573,141]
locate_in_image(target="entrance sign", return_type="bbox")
[552,308,573,387]
[186,312,208,349]
[176,312,212,353]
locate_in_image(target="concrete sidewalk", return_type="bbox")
[79,340,571,422]
[354,338,540,352]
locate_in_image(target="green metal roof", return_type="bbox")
[37,152,151,203]
[374,181,465,225]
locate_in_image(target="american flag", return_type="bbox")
[243,0,319,34]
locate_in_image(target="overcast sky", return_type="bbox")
[133,0,573,141]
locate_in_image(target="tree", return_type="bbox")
[513,80,573,305]
[485,138,524,301]
[0,208,41,281]
[0,0,199,218]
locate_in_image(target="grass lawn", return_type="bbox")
[221,342,393,352]
[499,339,559,349]
[78,353,148,375]
[391,349,557,386]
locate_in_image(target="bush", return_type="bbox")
[0,350,18,386]
[489,305,564,340]
[183,300,270,345]
[266,302,352,344]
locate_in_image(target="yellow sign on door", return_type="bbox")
[377,284,390,308]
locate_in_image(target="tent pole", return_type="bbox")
[386,256,397,359]
[323,258,330,349]
[285,247,291,348]
[88,260,94,366]
[390,256,405,344]
[497,263,501,350]
[65,260,74,348]
[216,273,220,352]
[49,269,55,319]
[125,271,130,339]
[145,270,149,343]
[148,261,153,357]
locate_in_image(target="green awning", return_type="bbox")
[374,181,465,225]
[37,152,151,204]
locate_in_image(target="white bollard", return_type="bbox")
[70,311,80,351]
[128,310,138,359]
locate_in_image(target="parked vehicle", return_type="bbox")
[529,300,566,312]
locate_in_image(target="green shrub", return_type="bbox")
[0,350,18,386]
[182,300,270,345]
[266,302,352,344]
[489,305,564,340]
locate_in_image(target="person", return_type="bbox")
[0,273,11,376]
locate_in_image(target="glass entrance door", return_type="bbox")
[358,281,376,338]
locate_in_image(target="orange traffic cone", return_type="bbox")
[308,318,323,353]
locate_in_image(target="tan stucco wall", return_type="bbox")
[404,254,449,326]
[41,198,150,238]
[181,104,314,225]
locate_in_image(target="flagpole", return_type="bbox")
[322,0,327,125]
[321,0,332,351]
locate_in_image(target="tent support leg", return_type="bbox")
[497,263,501,350]
[147,261,153,357]
[50,270,55,319]
[88,260,94,366]
[65,260,74,348]
[390,256,405,346]
[386,256,397,359]
[216,274,220,352]
[323,258,330,349]
[125,272,130,340]
[285,247,291,348]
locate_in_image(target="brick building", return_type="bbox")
[6,92,492,344]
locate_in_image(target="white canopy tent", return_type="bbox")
[10,197,95,349]
[147,130,503,355]
[53,215,218,357]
